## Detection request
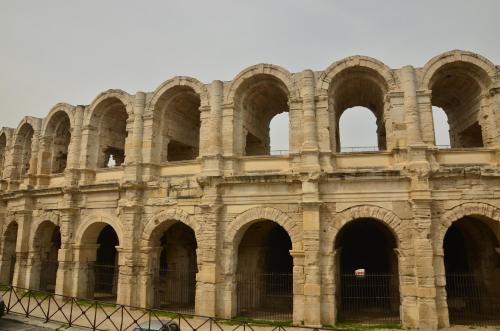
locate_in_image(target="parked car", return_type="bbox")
[133,320,180,331]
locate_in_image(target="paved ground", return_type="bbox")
[0,318,52,330]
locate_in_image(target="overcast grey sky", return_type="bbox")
[1,1,499,149]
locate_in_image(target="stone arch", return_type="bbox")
[146,77,207,163]
[30,210,60,244]
[332,205,408,247]
[0,128,14,148]
[437,202,500,252]
[41,103,75,137]
[226,63,299,104]
[421,50,496,90]
[142,208,201,247]
[74,213,124,245]
[85,89,133,126]
[226,206,301,249]
[317,55,398,97]
[0,128,14,179]
[317,56,397,152]
[146,76,209,112]
[84,90,131,168]
[15,116,42,136]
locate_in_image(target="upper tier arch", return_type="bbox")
[317,55,399,96]
[421,50,496,90]
[225,63,299,104]
[146,76,209,112]
[41,103,75,137]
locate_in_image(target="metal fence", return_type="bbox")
[0,284,336,331]
[40,261,58,293]
[154,269,196,314]
[90,264,118,302]
[337,274,400,324]
[446,273,500,325]
[237,273,293,321]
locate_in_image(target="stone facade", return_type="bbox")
[0,50,499,329]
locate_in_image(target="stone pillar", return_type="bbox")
[300,70,320,173]
[36,136,52,187]
[479,90,499,148]
[12,210,32,288]
[124,92,145,182]
[291,250,305,325]
[138,246,162,308]
[116,188,143,306]
[78,124,97,185]
[196,180,221,316]
[65,105,84,186]
[301,176,322,326]
[141,111,160,181]
[202,80,223,176]
[72,244,99,298]
[411,197,439,330]
[24,129,40,188]
[55,194,79,297]
[116,246,136,306]
[24,250,42,289]
[401,66,423,146]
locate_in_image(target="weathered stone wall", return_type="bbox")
[0,50,499,330]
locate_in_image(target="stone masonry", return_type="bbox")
[0,50,499,329]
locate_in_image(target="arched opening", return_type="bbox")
[154,86,201,162]
[236,220,293,321]
[0,133,6,178]
[432,106,451,148]
[15,124,34,177]
[94,225,119,301]
[90,98,128,168]
[150,222,197,313]
[44,112,71,174]
[79,223,120,302]
[32,222,61,292]
[339,107,379,152]
[236,74,290,156]
[0,222,18,285]
[443,217,500,324]
[335,218,400,323]
[269,112,289,155]
[330,68,388,152]
[429,62,491,148]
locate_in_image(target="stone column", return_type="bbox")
[78,124,97,185]
[65,105,84,186]
[479,90,499,148]
[124,92,145,182]
[138,246,162,308]
[12,210,32,288]
[291,250,305,325]
[301,176,322,326]
[36,136,52,187]
[55,194,79,297]
[72,244,99,298]
[202,80,223,176]
[410,197,439,330]
[401,66,423,146]
[116,188,143,306]
[24,250,42,289]
[300,70,320,173]
[24,129,40,188]
[141,111,160,181]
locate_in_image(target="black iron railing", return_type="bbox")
[337,274,400,324]
[154,269,196,314]
[0,284,336,331]
[236,273,293,321]
[446,273,500,325]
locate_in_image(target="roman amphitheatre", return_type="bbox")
[0,49,499,329]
